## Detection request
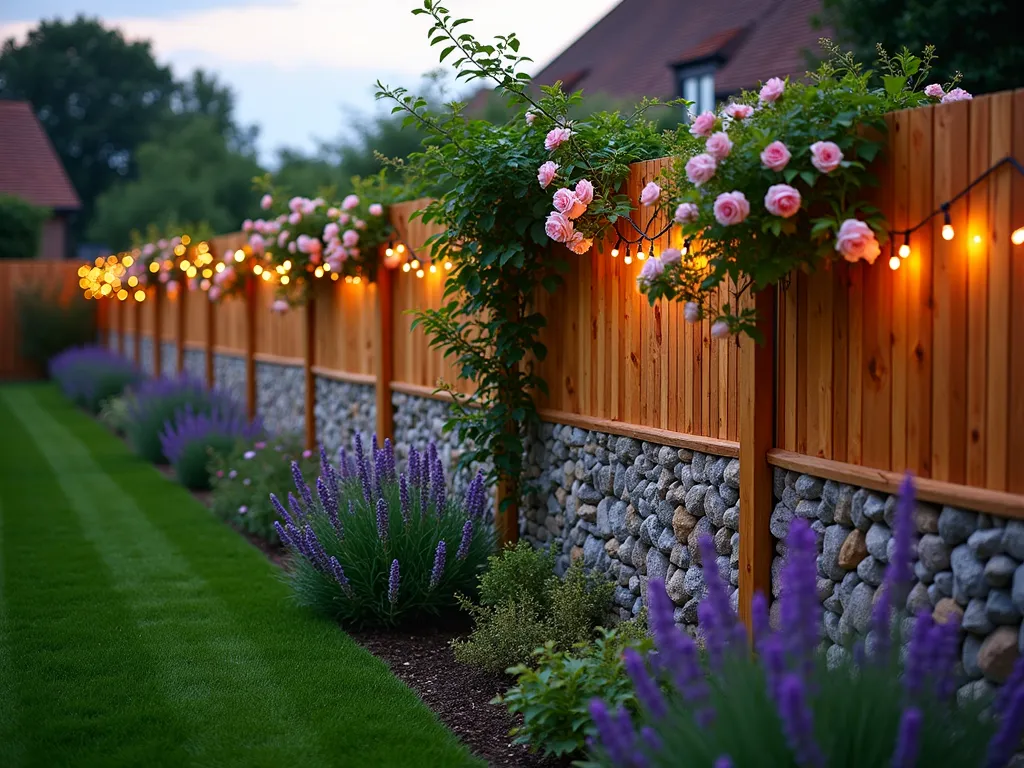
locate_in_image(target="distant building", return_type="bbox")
[0,100,82,259]
[532,0,827,115]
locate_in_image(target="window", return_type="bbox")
[676,64,717,119]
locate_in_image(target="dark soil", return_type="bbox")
[352,623,571,768]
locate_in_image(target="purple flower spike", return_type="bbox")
[902,609,934,699]
[337,446,350,479]
[287,492,306,524]
[399,474,411,525]
[995,657,1024,715]
[986,684,1024,768]
[292,460,313,509]
[779,518,820,671]
[890,473,917,595]
[624,648,667,719]
[431,456,446,514]
[890,707,923,768]
[589,699,636,767]
[408,446,421,491]
[751,592,769,650]
[429,540,447,588]
[456,520,473,560]
[273,521,296,550]
[328,555,351,594]
[269,492,294,527]
[464,470,487,519]
[647,580,711,725]
[354,433,372,504]
[777,673,824,768]
[383,438,396,481]
[316,476,336,517]
[387,559,400,604]
[376,498,389,542]
[373,448,387,498]
[714,758,735,768]
[320,443,339,503]
[698,533,739,666]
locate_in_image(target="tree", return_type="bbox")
[88,115,262,249]
[820,0,1024,94]
[0,17,176,239]
[171,69,260,156]
[0,195,49,259]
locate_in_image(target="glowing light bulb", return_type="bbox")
[353,276,361,285]
[134,290,145,302]
[122,255,134,267]
[331,272,339,281]
[942,223,955,241]
[385,247,394,257]
[636,251,647,260]
[181,235,191,246]
[397,244,406,253]
[202,268,213,279]
[411,259,420,270]
[234,250,245,262]
[261,271,271,282]
[346,276,353,284]
[128,276,138,287]
[624,255,633,265]
[402,263,411,273]
[973,234,982,244]
[117,289,128,300]
[314,267,324,278]
[100,284,112,295]
[416,268,425,278]
[253,264,264,275]
[323,262,331,271]
[179,260,190,271]
[1013,228,1024,246]
[187,266,197,279]
[444,261,453,271]
[94,257,105,267]
[276,265,286,275]
[611,248,619,258]
[281,275,290,285]
[898,243,911,259]
[174,244,186,256]
[283,259,292,271]
[215,263,225,273]
[889,255,901,270]
[429,263,437,274]
[149,262,160,273]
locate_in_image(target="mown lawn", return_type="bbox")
[0,384,482,768]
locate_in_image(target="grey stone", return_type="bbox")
[619,536,635,565]
[657,445,679,468]
[625,505,643,537]
[968,528,1005,559]
[838,571,861,610]
[646,548,669,582]
[688,516,713,564]
[704,488,727,527]
[583,536,608,569]
[679,596,700,624]
[823,591,842,613]
[987,589,1021,625]
[596,465,614,495]
[918,534,952,572]
[816,499,835,525]
[714,555,731,584]
[714,525,733,556]
[821,524,852,581]
[794,499,819,520]
[985,554,1018,587]
[865,523,892,562]
[656,500,675,527]
[951,544,987,600]
[579,503,598,524]
[850,488,872,530]
[624,466,641,494]
[614,586,635,608]
[773,468,787,501]
[656,468,675,496]
[666,568,688,604]
[856,556,886,587]
[795,474,824,500]
[719,484,739,508]
[846,582,876,634]
[863,493,886,523]
[962,598,994,634]
[769,502,795,540]
[657,527,677,554]
[608,500,628,540]
[958,679,996,707]
[826,643,851,670]
[1004,521,1024,560]
[833,485,855,526]
[684,485,708,517]
[723,506,740,530]
[771,556,785,598]
[613,464,627,498]
[1012,564,1024,614]
[669,543,690,568]
[683,566,706,602]
[618,564,636,587]
[690,453,707,484]
[934,570,954,597]
[914,560,935,585]
[632,540,649,572]
[882,495,898,528]
[666,484,687,506]
[939,507,978,546]
[782,486,799,511]
[577,484,603,505]
[632,597,643,617]
[568,427,587,447]
[906,582,931,614]
[640,515,662,546]
[817,576,835,602]
[723,459,740,489]
[824,610,844,644]
[963,634,984,679]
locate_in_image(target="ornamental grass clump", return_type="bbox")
[49,346,141,413]
[125,376,243,464]
[159,405,263,490]
[277,435,494,627]
[588,475,1024,768]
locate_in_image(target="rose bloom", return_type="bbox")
[924,84,944,99]
[288,211,302,225]
[545,211,574,243]
[338,213,350,225]
[636,256,665,288]
[323,222,339,241]
[208,286,221,301]
[711,320,730,338]
[713,191,750,226]
[567,231,594,255]
[354,219,366,230]
[759,77,785,103]
[537,161,559,189]
[242,219,253,232]
[277,231,289,247]
[300,199,316,215]
[835,218,881,264]
[544,127,572,151]
[525,111,536,126]
[342,194,360,210]
[942,88,973,103]
[368,203,384,216]
[661,248,682,264]
[271,299,289,313]
[260,194,273,210]
[810,141,844,173]
[724,103,753,120]
[760,140,791,171]
[674,202,699,224]
[327,207,341,219]
[639,181,661,206]
[684,301,700,324]
[553,188,587,219]
[288,196,304,212]
[706,132,733,161]
[689,111,716,138]
[685,153,718,186]
[249,233,265,252]
[342,229,359,248]
[288,241,297,253]
[574,178,595,205]
[764,184,802,218]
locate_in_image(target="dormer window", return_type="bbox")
[678,64,717,117]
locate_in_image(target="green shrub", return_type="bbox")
[497,621,651,758]
[15,285,96,369]
[209,436,319,543]
[478,540,555,607]
[451,595,552,673]
[99,392,135,435]
[49,346,140,412]
[159,406,263,491]
[0,194,49,260]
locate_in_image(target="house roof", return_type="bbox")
[0,100,81,211]
[533,0,827,100]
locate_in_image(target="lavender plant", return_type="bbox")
[159,405,264,490]
[278,435,494,627]
[587,475,1024,767]
[125,376,245,464]
[50,345,141,413]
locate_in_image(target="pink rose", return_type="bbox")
[924,84,944,99]
[157,238,168,249]
[545,211,574,243]
[810,141,844,174]
[759,77,785,103]
[636,256,665,288]
[288,196,303,212]
[942,88,973,103]
[574,179,595,205]
[208,286,221,301]
[327,207,340,219]
[553,188,587,219]
[711,320,730,338]
[689,111,716,138]
[288,211,301,225]
[342,194,360,210]
[684,301,700,324]
[271,299,289,313]
[661,248,682,265]
[323,222,339,241]
[242,219,253,232]
[835,219,881,264]
[300,199,316,215]
[685,153,717,186]
[567,231,593,255]
[724,103,753,120]
[525,111,536,126]
[354,219,366,230]
[712,191,750,226]
[278,231,289,247]
[260,194,273,210]
[674,203,699,224]
[342,229,359,248]
[537,161,559,189]
[544,127,572,151]
[368,203,384,216]
[764,184,802,218]
[639,181,661,206]
[249,233,265,252]
[760,140,791,172]
[338,213,350,225]
[706,132,733,161]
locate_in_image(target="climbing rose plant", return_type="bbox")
[637,42,968,337]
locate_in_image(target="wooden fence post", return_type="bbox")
[374,264,395,443]
[738,286,777,635]
[304,294,317,450]
[205,292,215,389]
[117,298,125,356]
[245,276,257,421]
[133,298,141,365]
[153,284,163,376]
[176,281,186,376]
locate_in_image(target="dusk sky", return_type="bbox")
[0,0,621,164]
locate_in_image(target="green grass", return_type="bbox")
[0,384,483,768]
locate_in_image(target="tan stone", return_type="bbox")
[672,506,697,541]
[570,545,584,563]
[555,487,568,506]
[838,529,868,570]
[604,538,620,557]
[979,626,1019,683]
[578,504,598,523]
[932,597,964,626]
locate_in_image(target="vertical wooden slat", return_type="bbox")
[304,296,316,450]
[152,285,163,376]
[133,299,141,365]
[796,274,808,455]
[846,265,863,463]
[117,297,125,356]
[806,267,832,458]
[831,263,849,463]
[176,283,186,375]
[784,276,798,451]
[244,275,257,421]
[375,263,395,443]
[1009,89,1024,493]
[890,109,911,471]
[205,292,215,388]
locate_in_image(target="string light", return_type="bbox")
[314,266,324,278]
[402,263,411,273]
[396,244,406,254]
[411,258,421,270]
[180,235,191,246]
[234,250,245,262]
[149,262,160,273]
[973,234,982,244]
[261,271,271,282]
[353,276,362,285]
[281,275,290,285]
[889,255,901,270]
[636,250,647,261]
[1013,228,1024,246]
[429,263,437,274]
[416,268,425,278]
[611,247,619,258]
[331,272,339,281]
[323,262,331,271]
[623,246,633,266]
[122,255,134,267]
[253,264,264,275]
[215,262,225,273]
[134,290,146,302]
[202,268,213,279]
[444,260,453,271]
[345,275,353,284]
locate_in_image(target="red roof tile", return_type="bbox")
[0,100,81,210]
[533,0,828,99]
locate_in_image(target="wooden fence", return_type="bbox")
[96,90,1024,628]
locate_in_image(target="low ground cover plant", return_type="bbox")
[210,435,319,543]
[451,542,615,673]
[17,285,98,370]
[159,406,263,490]
[98,391,135,435]
[277,436,494,628]
[50,346,141,413]
[588,476,1024,767]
